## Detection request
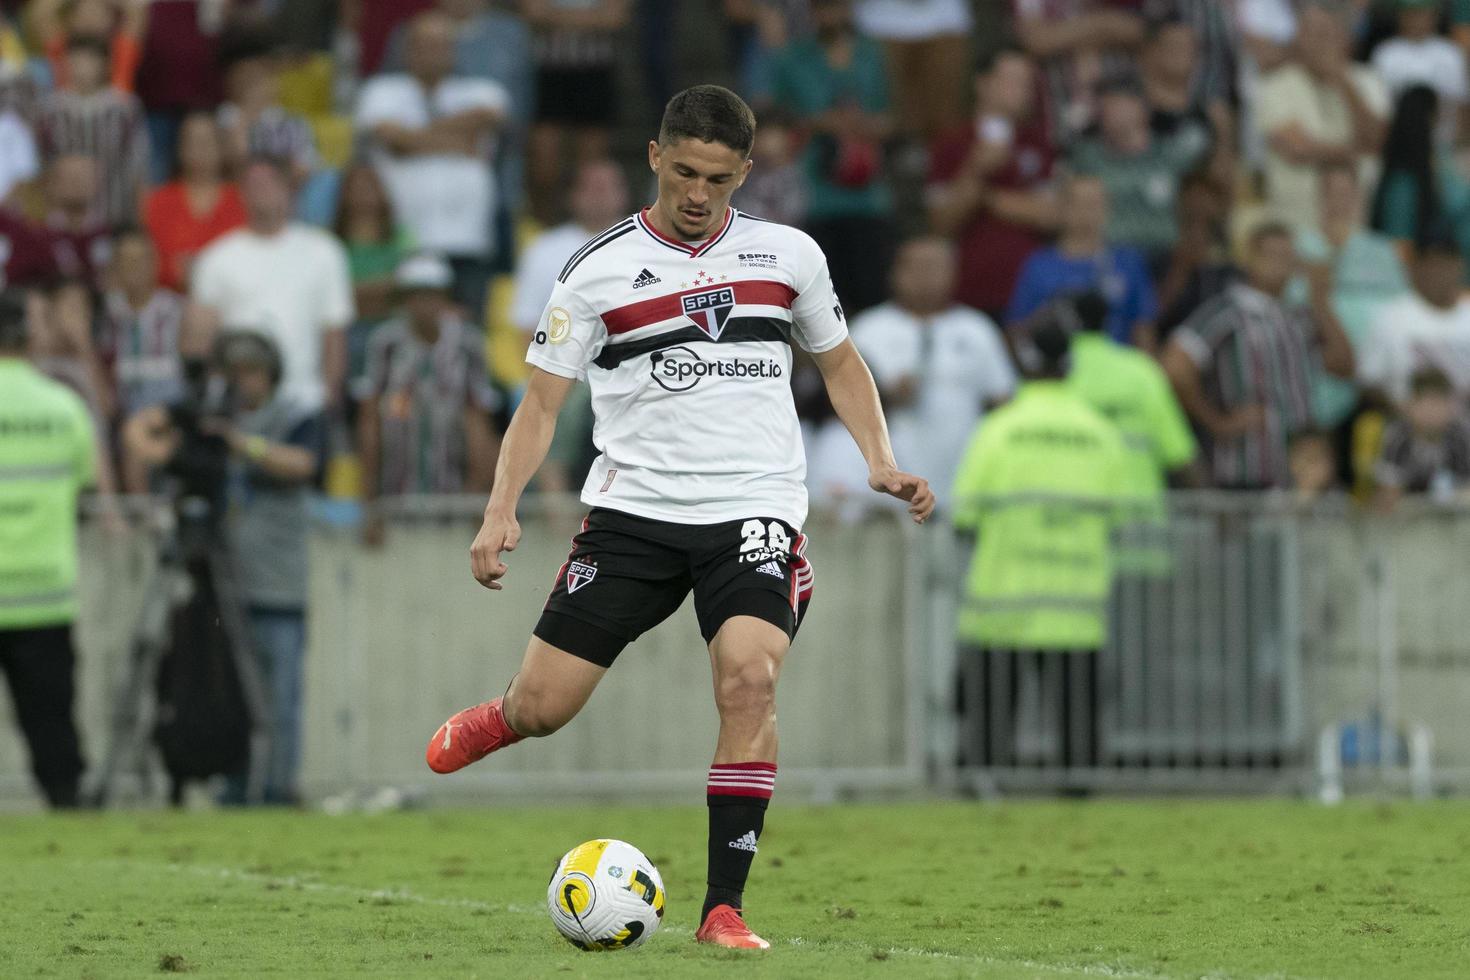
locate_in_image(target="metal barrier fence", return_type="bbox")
[2,492,1468,804]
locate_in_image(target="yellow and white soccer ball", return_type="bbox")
[547,839,665,951]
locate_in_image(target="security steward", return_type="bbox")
[951,304,1128,775]
[0,289,97,808]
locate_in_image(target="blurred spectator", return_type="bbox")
[143,111,247,292]
[1294,161,1408,432]
[1371,0,1467,138]
[33,0,146,93]
[37,33,150,227]
[0,101,38,204]
[733,105,807,226]
[928,46,1057,319]
[355,254,499,547]
[356,11,509,319]
[192,156,353,412]
[845,236,1016,507]
[0,290,96,809]
[355,0,436,76]
[218,50,318,184]
[1359,235,1470,404]
[1156,169,1237,341]
[29,278,114,432]
[1144,0,1239,114]
[521,0,631,222]
[104,228,187,416]
[123,330,324,805]
[382,0,536,218]
[1065,290,1197,501]
[0,203,62,288]
[134,0,229,184]
[1287,428,1339,503]
[1069,75,1210,268]
[1255,2,1389,229]
[771,0,894,314]
[951,305,1127,771]
[44,154,114,291]
[853,0,972,140]
[1011,0,1145,141]
[334,160,414,381]
[1007,174,1157,349]
[1373,366,1470,506]
[1163,222,1355,490]
[1370,86,1470,265]
[722,0,813,101]
[1239,0,1297,76]
[508,158,627,491]
[1138,14,1234,185]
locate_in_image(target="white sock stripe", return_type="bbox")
[707,782,776,791]
[707,775,777,785]
[707,770,777,780]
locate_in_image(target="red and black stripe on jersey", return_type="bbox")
[591,279,798,370]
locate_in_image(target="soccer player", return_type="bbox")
[425,84,934,949]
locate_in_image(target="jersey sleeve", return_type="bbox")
[789,232,849,354]
[525,280,605,379]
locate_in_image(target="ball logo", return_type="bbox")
[547,307,572,345]
[682,286,736,340]
[650,346,784,393]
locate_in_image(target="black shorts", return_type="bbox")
[534,508,815,668]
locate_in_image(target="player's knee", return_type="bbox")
[714,657,778,721]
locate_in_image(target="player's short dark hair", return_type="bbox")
[659,85,756,157]
[0,288,26,352]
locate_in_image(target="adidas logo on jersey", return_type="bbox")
[632,268,662,289]
[755,561,784,579]
[728,831,759,852]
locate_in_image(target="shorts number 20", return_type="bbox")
[739,519,791,555]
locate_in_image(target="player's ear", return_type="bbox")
[647,140,661,174]
[738,157,753,185]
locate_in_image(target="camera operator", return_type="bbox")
[122,330,323,805]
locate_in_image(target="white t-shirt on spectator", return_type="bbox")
[509,222,598,333]
[1359,291,1470,404]
[850,302,1017,501]
[1372,36,1469,106]
[854,0,972,41]
[192,224,354,411]
[0,110,38,204]
[355,74,509,258]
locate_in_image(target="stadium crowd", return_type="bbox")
[8,0,1470,803]
[0,0,1465,523]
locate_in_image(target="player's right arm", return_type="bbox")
[471,368,576,590]
[472,282,605,590]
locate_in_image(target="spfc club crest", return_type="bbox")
[682,286,736,340]
[565,561,597,593]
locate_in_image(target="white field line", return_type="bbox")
[96,859,1233,979]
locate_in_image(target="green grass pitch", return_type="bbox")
[2,800,1466,978]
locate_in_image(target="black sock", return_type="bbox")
[703,762,775,921]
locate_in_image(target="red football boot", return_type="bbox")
[695,904,771,950]
[425,697,524,774]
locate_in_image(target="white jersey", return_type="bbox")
[526,207,849,527]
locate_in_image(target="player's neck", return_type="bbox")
[645,203,726,244]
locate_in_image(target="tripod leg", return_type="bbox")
[209,546,272,806]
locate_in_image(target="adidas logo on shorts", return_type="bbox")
[728,831,759,852]
[755,561,784,579]
[632,268,662,289]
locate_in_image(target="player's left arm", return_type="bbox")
[811,338,935,524]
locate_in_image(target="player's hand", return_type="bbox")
[869,467,936,524]
[470,509,521,591]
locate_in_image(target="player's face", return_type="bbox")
[648,138,752,240]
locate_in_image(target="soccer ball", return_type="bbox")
[546,839,665,951]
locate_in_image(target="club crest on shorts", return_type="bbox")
[682,286,736,340]
[565,561,597,593]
